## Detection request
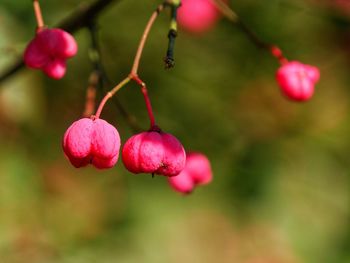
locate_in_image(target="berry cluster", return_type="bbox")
[21,0,323,195]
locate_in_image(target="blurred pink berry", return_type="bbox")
[169,152,212,194]
[63,118,120,169]
[178,0,222,33]
[276,61,320,101]
[168,170,195,194]
[24,28,77,79]
[122,131,186,177]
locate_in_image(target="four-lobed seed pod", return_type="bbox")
[24,28,78,79]
[63,117,120,169]
[276,61,320,102]
[122,129,186,177]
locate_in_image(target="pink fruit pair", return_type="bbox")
[168,152,212,194]
[24,28,77,79]
[63,119,186,176]
[276,61,320,101]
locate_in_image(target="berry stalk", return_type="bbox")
[33,0,45,30]
[131,75,156,128]
[95,76,131,118]
[86,22,141,132]
[131,3,165,75]
[95,1,171,125]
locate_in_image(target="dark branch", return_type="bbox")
[0,0,119,83]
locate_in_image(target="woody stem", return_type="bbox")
[212,0,288,63]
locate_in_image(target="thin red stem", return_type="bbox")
[95,77,130,118]
[33,0,45,30]
[142,87,156,128]
[131,4,165,75]
[270,46,288,65]
[131,75,156,128]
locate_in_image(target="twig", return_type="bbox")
[164,0,180,69]
[212,0,288,64]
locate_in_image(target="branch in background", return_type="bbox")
[212,0,287,62]
[83,71,98,117]
[0,0,119,83]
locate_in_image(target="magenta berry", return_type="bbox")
[122,130,186,176]
[184,152,212,184]
[178,0,221,33]
[24,28,77,79]
[168,152,212,194]
[63,117,120,169]
[168,170,195,194]
[276,61,320,101]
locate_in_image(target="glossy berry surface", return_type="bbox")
[122,131,186,177]
[178,0,221,33]
[169,152,213,194]
[63,118,120,169]
[24,28,78,79]
[276,61,320,101]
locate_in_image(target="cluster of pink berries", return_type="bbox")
[22,0,323,195]
[62,116,210,194]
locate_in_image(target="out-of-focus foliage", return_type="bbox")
[0,0,349,262]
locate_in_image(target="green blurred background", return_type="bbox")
[0,0,350,262]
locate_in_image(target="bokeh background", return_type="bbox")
[0,0,350,262]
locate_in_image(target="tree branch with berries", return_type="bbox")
[0,0,321,195]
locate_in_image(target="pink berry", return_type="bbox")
[168,152,212,194]
[24,28,78,79]
[276,61,320,101]
[168,170,195,194]
[122,131,186,177]
[185,152,212,184]
[62,118,120,169]
[178,0,221,33]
